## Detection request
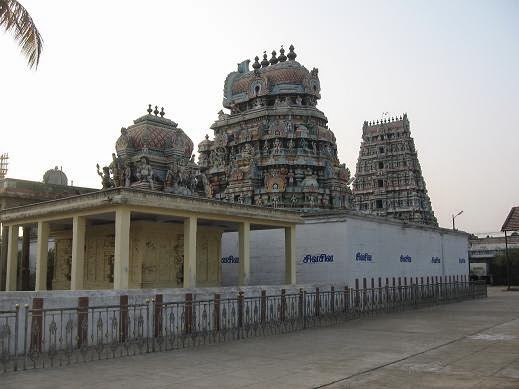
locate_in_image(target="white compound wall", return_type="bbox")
[221,213,469,287]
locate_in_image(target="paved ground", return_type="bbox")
[2,287,519,389]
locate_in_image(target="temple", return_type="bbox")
[198,45,353,210]
[352,114,438,226]
[0,45,469,294]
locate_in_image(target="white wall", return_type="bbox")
[221,215,469,287]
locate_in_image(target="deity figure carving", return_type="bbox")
[295,96,303,105]
[291,194,297,207]
[242,143,255,160]
[287,170,295,187]
[123,161,132,187]
[96,164,114,189]
[285,118,293,133]
[312,142,317,155]
[263,140,270,155]
[218,110,229,120]
[165,162,179,189]
[249,158,259,179]
[300,138,307,150]
[109,153,121,187]
[288,138,295,153]
[195,172,212,197]
[136,156,154,189]
[271,194,280,208]
[272,138,283,155]
[116,127,132,150]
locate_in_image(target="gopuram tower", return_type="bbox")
[198,45,352,210]
[352,114,438,226]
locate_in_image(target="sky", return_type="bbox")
[0,0,518,233]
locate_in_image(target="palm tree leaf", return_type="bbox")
[0,0,43,69]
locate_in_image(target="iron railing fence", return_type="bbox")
[0,281,487,373]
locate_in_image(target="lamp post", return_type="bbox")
[452,210,463,231]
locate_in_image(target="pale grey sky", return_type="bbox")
[1,0,517,233]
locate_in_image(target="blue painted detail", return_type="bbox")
[400,255,412,263]
[355,252,372,262]
[302,254,334,264]
[459,258,466,264]
[431,256,441,264]
[221,255,240,264]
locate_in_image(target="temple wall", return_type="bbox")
[221,215,469,286]
[52,221,222,290]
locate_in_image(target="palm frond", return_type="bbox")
[0,0,43,69]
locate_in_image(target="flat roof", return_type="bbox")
[0,187,303,227]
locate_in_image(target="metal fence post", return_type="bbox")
[13,304,19,372]
[144,299,151,353]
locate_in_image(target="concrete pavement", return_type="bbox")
[1,287,518,388]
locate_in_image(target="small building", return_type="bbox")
[0,188,301,291]
[469,233,519,282]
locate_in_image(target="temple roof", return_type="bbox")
[222,45,321,109]
[43,166,68,186]
[115,105,193,158]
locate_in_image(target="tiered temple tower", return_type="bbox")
[198,45,352,210]
[352,114,437,226]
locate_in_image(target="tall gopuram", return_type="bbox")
[352,114,438,226]
[198,45,352,210]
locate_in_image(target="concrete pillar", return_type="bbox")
[21,226,31,290]
[5,225,18,291]
[183,216,197,288]
[71,216,86,290]
[238,222,250,286]
[0,225,9,291]
[114,207,130,289]
[35,222,49,291]
[285,225,296,285]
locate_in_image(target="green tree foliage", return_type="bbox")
[490,248,519,286]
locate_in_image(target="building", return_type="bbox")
[0,188,301,291]
[0,169,95,290]
[352,114,437,226]
[469,233,519,281]
[222,211,468,287]
[198,45,352,210]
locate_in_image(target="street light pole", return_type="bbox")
[504,230,511,291]
[452,210,463,231]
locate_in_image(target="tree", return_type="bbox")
[490,248,519,286]
[0,0,43,69]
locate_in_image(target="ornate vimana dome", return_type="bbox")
[97,105,210,197]
[198,45,353,210]
[43,166,68,185]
